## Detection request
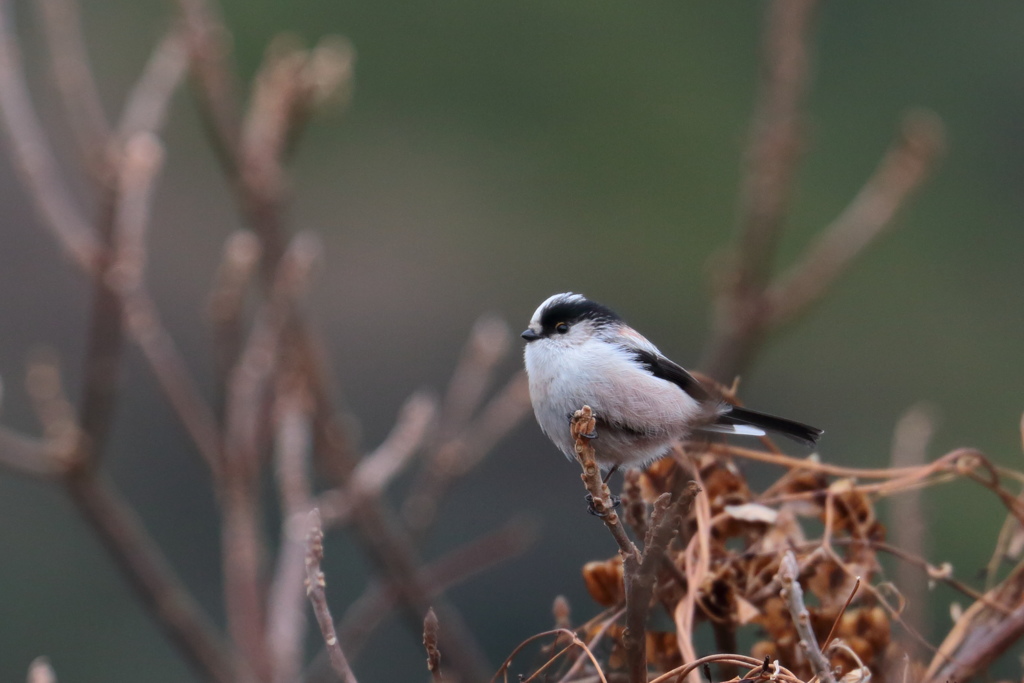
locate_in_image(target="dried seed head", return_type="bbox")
[582,556,624,607]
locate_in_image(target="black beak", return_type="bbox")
[521,329,541,342]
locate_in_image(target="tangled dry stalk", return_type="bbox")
[491,406,1024,683]
[0,0,1021,681]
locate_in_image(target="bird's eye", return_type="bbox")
[555,322,569,334]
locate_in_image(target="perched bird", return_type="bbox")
[522,293,821,474]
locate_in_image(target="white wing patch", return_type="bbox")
[700,423,766,437]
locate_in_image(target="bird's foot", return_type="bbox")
[585,493,621,517]
[567,412,599,439]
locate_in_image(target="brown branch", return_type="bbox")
[318,392,437,527]
[0,0,100,270]
[435,315,511,441]
[221,233,320,680]
[33,0,111,179]
[332,517,534,662]
[74,133,165,470]
[778,550,836,683]
[110,28,219,477]
[733,0,818,290]
[624,484,700,683]
[25,352,239,683]
[122,286,225,476]
[571,406,701,683]
[267,380,314,683]
[350,392,437,498]
[177,0,242,170]
[648,654,804,683]
[492,629,609,683]
[117,27,189,139]
[925,558,1024,683]
[305,508,360,683]
[0,426,55,477]
[701,0,944,383]
[423,608,444,683]
[207,231,262,413]
[178,5,492,676]
[65,474,240,683]
[404,370,530,536]
[702,0,819,380]
[763,111,945,328]
[571,406,638,560]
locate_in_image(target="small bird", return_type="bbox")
[522,293,822,474]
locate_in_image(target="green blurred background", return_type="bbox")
[0,1,1022,680]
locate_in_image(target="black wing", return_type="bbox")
[628,348,713,402]
[629,347,823,447]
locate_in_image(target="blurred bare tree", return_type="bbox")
[0,0,532,681]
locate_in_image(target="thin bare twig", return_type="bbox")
[267,380,314,683]
[648,654,804,683]
[0,426,54,477]
[319,392,437,526]
[404,370,530,537]
[778,550,837,683]
[221,233,320,680]
[177,0,242,170]
[764,111,945,327]
[67,474,239,683]
[436,315,512,441]
[350,392,437,499]
[333,517,534,661]
[571,406,638,560]
[306,508,360,683]
[117,27,189,139]
[208,231,263,413]
[555,607,625,683]
[237,31,353,273]
[74,132,165,472]
[33,0,111,178]
[0,0,99,269]
[423,608,444,683]
[492,629,609,683]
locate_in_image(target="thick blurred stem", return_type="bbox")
[66,474,238,683]
[701,0,818,382]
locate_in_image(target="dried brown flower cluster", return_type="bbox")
[493,402,1024,683]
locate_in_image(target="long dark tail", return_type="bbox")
[717,406,823,448]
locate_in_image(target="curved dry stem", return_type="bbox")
[491,629,607,683]
[648,653,804,683]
